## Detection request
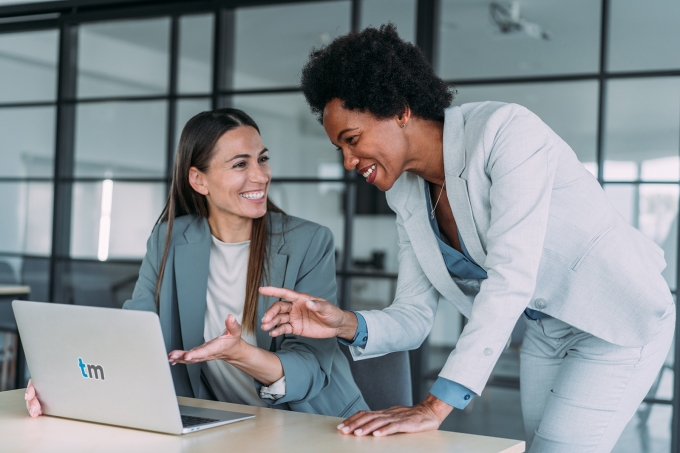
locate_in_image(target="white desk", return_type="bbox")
[0,389,525,453]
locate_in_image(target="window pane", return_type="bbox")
[453,81,599,174]
[0,255,49,302]
[0,182,53,256]
[353,213,398,274]
[437,0,600,80]
[78,18,171,97]
[268,182,345,256]
[0,29,58,102]
[55,260,141,308]
[604,78,680,182]
[231,93,343,178]
[604,184,678,290]
[178,14,214,94]
[348,277,396,311]
[0,106,55,177]
[233,1,351,89]
[175,98,211,152]
[360,0,416,43]
[70,182,165,260]
[608,0,680,72]
[74,101,167,178]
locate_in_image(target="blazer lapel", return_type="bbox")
[443,106,488,270]
[174,217,211,397]
[400,180,472,317]
[256,214,288,349]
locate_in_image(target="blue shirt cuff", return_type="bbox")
[337,312,368,347]
[429,377,476,410]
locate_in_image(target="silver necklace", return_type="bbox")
[430,181,446,220]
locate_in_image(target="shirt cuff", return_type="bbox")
[337,312,368,348]
[429,377,476,410]
[259,376,286,401]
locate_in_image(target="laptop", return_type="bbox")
[12,300,255,435]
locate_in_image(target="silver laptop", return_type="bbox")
[12,300,255,435]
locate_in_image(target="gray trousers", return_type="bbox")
[520,309,675,453]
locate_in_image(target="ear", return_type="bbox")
[397,105,413,128]
[188,166,209,196]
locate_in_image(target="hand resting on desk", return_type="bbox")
[24,380,42,418]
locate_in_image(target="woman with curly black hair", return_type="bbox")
[259,24,675,452]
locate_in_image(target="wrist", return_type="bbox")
[336,310,358,341]
[225,338,250,362]
[421,393,454,424]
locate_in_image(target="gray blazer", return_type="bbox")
[351,102,676,396]
[123,211,368,417]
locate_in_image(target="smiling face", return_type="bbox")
[323,98,412,192]
[189,125,271,226]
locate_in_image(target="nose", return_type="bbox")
[343,150,360,171]
[250,162,270,183]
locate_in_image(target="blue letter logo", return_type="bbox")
[78,358,88,378]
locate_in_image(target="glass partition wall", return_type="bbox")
[0,0,678,450]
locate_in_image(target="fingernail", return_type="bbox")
[342,426,350,433]
[185,356,191,360]
[29,408,34,416]
[374,430,381,436]
[355,429,363,435]
[336,423,344,430]
[24,393,29,401]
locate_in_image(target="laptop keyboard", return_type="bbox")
[181,414,220,427]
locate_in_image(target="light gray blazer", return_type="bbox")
[123,212,368,417]
[351,102,676,395]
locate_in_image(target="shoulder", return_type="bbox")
[456,101,546,138]
[268,212,333,252]
[150,214,203,245]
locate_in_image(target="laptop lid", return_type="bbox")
[13,300,188,434]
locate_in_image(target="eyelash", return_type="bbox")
[336,135,358,151]
[233,155,269,168]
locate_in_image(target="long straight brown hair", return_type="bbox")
[155,108,284,333]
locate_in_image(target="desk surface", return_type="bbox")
[0,389,525,453]
[0,285,30,296]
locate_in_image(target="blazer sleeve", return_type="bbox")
[268,226,342,405]
[439,104,558,394]
[350,212,440,360]
[122,224,162,313]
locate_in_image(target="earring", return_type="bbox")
[400,123,405,128]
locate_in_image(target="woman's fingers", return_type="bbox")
[261,301,292,328]
[224,314,242,336]
[25,380,42,417]
[337,404,442,437]
[337,410,382,434]
[259,286,310,303]
[267,323,294,337]
[261,313,290,331]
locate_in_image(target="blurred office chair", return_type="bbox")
[340,345,413,410]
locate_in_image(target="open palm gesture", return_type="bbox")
[168,314,244,364]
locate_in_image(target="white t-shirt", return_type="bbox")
[202,236,284,406]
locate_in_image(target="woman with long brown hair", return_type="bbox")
[25,108,367,417]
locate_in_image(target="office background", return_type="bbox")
[0,0,677,451]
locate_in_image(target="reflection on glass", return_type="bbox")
[56,260,142,308]
[0,182,53,256]
[604,184,679,290]
[360,0,416,43]
[0,255,49,302]
[0,29,58,103]
[437,0,600,80]
[231,93,343,177]
[267,182,345,256]
[604,78,680,182]
[453,81,599,172]
[349,277,396,311]
[608,0,680,72]
[78,18,170,97]
[233,1,351,89]
[70,182,166,260]
[178,14,214,94]
[175,98,212,151]
[0,106,55,177]
[74,101,167,178]
[353,214,398,273]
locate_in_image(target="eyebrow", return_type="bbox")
[227,148,268,162]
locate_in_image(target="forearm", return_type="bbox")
[227,341,284,386]
[336,310,359,341]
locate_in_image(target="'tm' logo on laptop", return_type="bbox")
[78,358,105,380]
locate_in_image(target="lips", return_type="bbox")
[358,164,377,184]
[239,190,265,201]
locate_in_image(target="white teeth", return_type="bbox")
[362,164,376,178]
[240,191,265,200]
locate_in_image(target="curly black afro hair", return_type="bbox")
[301,23,453,124]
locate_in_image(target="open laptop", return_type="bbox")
[12,300,254,435]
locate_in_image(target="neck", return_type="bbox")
[404,117,446,187]
[207,210,253,243]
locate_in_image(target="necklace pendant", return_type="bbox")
[430,211,435,220]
